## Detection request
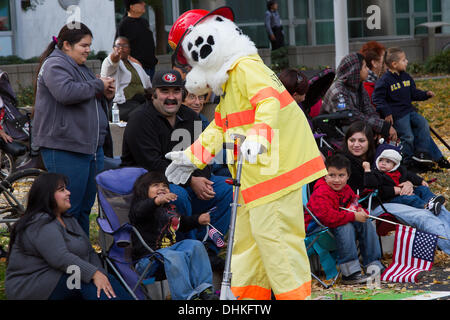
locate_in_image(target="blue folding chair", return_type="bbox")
[95,167,167,300]
[303,185,340,289]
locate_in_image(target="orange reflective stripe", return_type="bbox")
[225,109,255,130]
[274,281,311,300]
[241,156,325,203]
[231,285,271,300]
[250,87,295,109]
[190,140,214,164]
[247,123,274,143]
[214,112,223,128]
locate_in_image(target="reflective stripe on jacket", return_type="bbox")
[184,54,327,209]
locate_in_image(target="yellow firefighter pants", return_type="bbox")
[230,188,311,300]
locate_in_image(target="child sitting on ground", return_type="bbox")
[372,47,450,169]
[363,143,446,215]
[129,171,218,300]
[306,153,385,285]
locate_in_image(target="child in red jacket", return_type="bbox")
[306,153,385,285]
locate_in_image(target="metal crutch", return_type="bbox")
[219,134,246,300]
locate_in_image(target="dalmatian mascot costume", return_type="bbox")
[165,7,327,300]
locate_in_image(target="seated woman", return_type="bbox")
[278,68,311,119]
[101,35,152,122]
[321,52,397,143]
[340,121,450,255]
[5,172,132,300]
[359,40,386,102]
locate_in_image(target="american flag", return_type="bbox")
[381,224,438,283]
[208,226,225,248]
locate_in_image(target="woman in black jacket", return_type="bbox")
[339,121,450,254]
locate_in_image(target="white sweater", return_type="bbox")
[100,55,152,104]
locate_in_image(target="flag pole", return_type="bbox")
[208,223,224,236]
[339,207,448,240]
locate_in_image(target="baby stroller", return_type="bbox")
[0,69,44,175]
[300,68,350,157]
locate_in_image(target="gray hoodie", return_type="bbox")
[32,48,109,155]
[5,212,105,300]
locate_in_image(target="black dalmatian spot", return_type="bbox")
[195,37,204,46]
[236,27,243,35]
[192,50,199,62]
[188,35,215,62]
[215,16,223,22]
[200,44,212,59]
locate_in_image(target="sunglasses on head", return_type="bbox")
[297,73,305,84]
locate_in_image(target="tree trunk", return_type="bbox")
[153,4,167,55]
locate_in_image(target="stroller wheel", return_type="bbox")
[0,151,14,178]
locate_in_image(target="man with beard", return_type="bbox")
[121,69,232,271]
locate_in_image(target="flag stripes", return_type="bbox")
[381,224,436,283]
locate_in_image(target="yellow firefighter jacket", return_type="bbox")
[184,54,327,209]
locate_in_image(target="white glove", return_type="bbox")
[240,140,264,164]
[165,151,197,185]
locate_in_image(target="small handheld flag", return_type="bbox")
[208,225,225,248]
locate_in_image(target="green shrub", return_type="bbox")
[424,49,450,74]
[407,61,425,75]
[88,50,108,62]
[0,55,39,65]
[16,85,35,108]
[271,47,289,74]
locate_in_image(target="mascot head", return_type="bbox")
[169,7,257,96]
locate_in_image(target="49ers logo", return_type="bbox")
[163,73,177,83]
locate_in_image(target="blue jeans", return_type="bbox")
[135,239,213,300]
[394,111,442,160]
[41,147,104,237]
[371,203,450,255]
[48,273,133,300]
[389,185,435,209]
[332,221,382,276]
[169,175,232,254]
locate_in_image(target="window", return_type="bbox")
[0,0,11,31]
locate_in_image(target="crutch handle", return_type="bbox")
[225,178,240,186]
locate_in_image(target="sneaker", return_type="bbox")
[426,195,445,216]
[341,271,370,285]
[199,288,219,300]
[412,152,433,164]
[437,157,450,169]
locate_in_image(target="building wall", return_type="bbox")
[13,0,115,59]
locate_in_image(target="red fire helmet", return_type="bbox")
[168,6,234,67]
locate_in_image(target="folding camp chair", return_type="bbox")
[95,167,168,300]
[302,185,340,289]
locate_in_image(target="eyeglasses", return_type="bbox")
[187,94,206,101]
[114,44,130,49]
